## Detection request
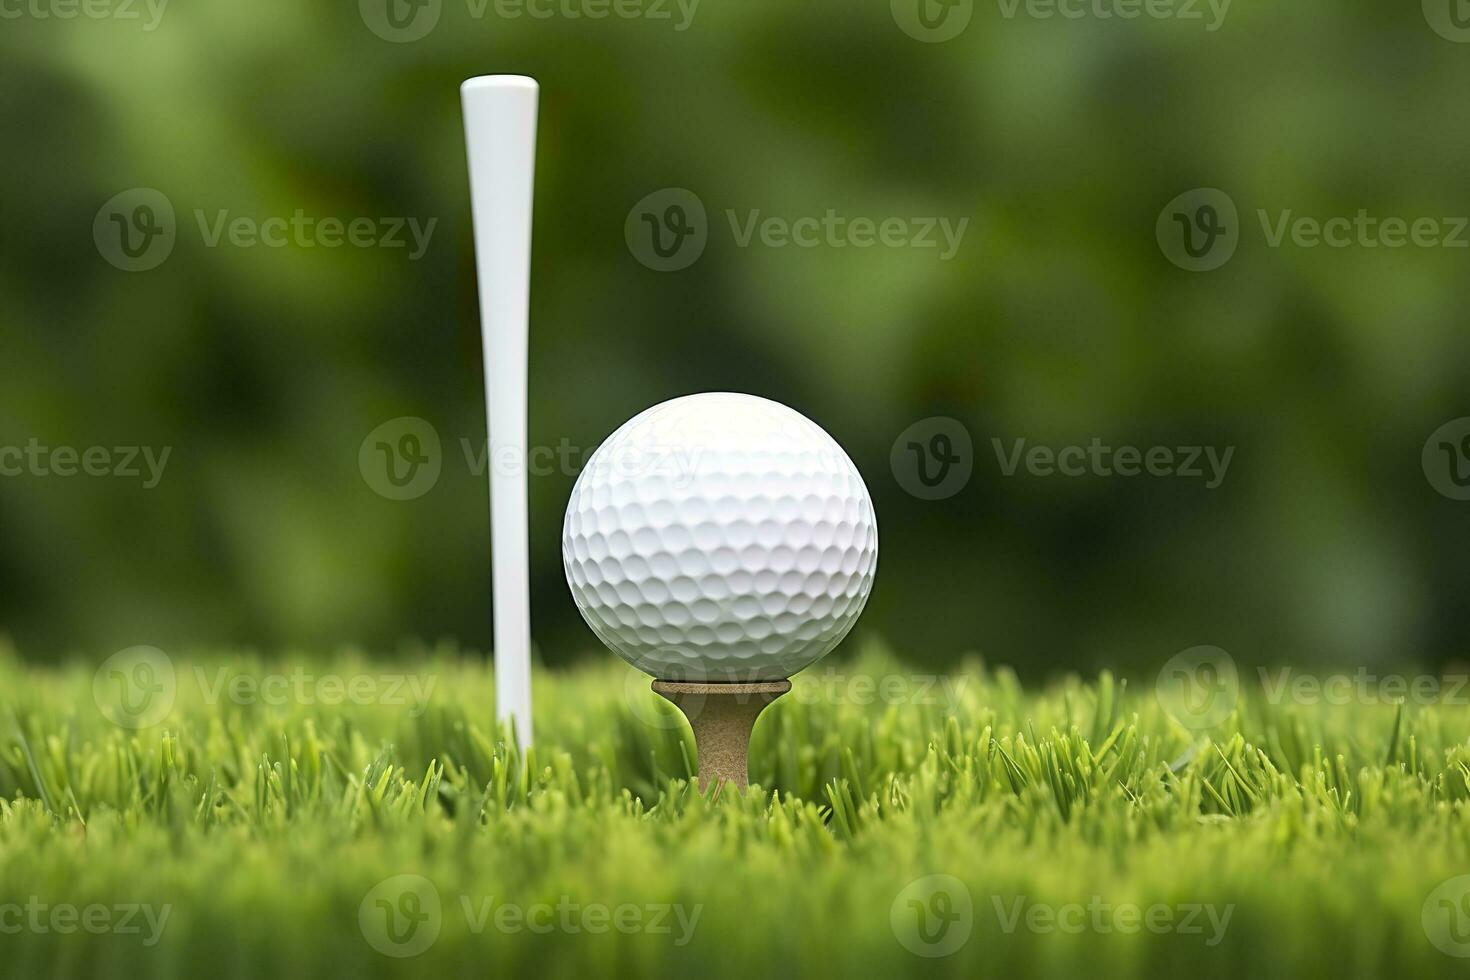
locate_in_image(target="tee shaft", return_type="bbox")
[650,680,791,792]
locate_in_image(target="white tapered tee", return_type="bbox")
[461,75,538,746]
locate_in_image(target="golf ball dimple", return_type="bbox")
[562,392,878,681]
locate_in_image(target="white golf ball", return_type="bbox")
[563,392,878,682]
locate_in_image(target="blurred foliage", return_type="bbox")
[1,0,1469,670]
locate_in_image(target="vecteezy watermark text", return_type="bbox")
[725,210,969,261]
[889,875,1233,958]
[465,0,698,28]
[359,0,699,43]
[459,896,700,942]
[889,419,1233,498]
[1158,187,1470,271]
[1155,646,1470,733]
[890,0,1229,43]
[991,895,1233,945]
[94,188,437,272]
[195,211,436,259]
[1257,667,1470,706]
[625,189,970,271]
[992,437,1234,489]
[0,0,167,30]
[0,898,171,946]
[359,875,701,958]
[359,416,707,501]
[994,0,1230,30]
[0,440,171,488]
[92,647,440,729]
[790,667,972,709]
[189,667,438,716]
[1258,210,1468,250]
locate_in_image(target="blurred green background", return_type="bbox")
[2,0,1469,673]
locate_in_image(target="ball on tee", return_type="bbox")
[562,392,878,682]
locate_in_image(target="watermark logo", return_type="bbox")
[891,0,973,42]
[891,874,974,957]
[891,417,974,500]
[626,188,708,272]
[360,417,442,501]
[92,646,176,729]
[1424,0,1470,42]
[94,188,176,272]
[1155,645,1238,729]
[1423,418,1470,501]
[360,875,443,957]
[359,0,441,41]
[1157,188,1239,272]
[1424,875,1470,957]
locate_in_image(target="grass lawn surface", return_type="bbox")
[1,640,1469,978]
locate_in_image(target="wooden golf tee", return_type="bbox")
[651,680,791,792]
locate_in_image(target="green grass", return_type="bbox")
[1,639,1469,978]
